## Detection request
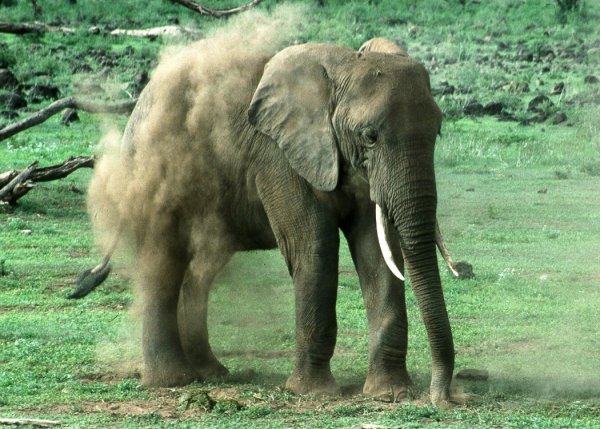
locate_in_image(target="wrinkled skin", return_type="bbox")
[89,38,455,405]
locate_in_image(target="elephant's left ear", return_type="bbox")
[248,44,339,192]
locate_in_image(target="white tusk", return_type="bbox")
[375,204,405,281]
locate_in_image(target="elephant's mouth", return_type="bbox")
[375,204,404,281]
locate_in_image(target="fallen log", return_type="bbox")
[0,21,75,34]
[0,22,201,37]
[110,25,202,38]
[0,156,94,205]
[0,417,61,427]
[0,97,136,142]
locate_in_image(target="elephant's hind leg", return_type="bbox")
[178,249,233,380]
[136,233,197,387]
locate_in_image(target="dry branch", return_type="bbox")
[0,156,94,205]
[0,97,136,142]
[168,0,263,17]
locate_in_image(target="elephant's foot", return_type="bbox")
[142,365,200,387]
[185,348,229,380]
[193,359,229,380]
[141,357,199,387]
[363,371,414,402]
[430,385,472,408]
[285,369,340,396]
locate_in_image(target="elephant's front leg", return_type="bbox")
[257,176,340,395]
[286,236,340,395]
[343,208,413,401]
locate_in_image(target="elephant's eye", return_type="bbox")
[362,127,378,148]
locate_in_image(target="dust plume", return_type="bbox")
[90,4,307,378]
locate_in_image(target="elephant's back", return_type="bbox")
[88,40,276,253]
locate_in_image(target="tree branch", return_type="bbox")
[0,97,136,142]
[0,157,94,205]
[168,0,263,17]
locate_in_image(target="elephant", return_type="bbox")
[83,36,457,406]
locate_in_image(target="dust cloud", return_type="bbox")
[91,4,306,379]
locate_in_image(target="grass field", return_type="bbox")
[1,1,599,428]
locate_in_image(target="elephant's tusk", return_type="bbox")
[375,204,405,281]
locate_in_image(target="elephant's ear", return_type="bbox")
[248,44,339,192]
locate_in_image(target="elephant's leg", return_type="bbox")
[343,209,413,401]
[136,236,196,387]
[257,175,340,395]
[286,238,340,395]
[178,249,233,379]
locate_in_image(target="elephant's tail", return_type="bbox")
[68,224,122,299]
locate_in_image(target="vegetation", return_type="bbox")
[1,0,599,427]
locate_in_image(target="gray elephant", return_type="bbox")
[83,36,456,406]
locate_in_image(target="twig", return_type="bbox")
[0,417,60,427]
[168,0,263,17]
[0,97,136,142]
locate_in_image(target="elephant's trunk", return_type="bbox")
[371,145,455,404]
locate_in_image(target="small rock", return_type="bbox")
[432,84,455,96]
[29,84,60,101]
[0,69,18,89]
[516,50,534,62]
[482,102,505,115]
[61,108,79,125]
[464,101,484,116]
[527,95,554,113]
[456,368,489,381]
[551,111,567,125]
[1,110,18,119]
[0,92,27,109]
[584,75,599,84]
[454,261,475,279]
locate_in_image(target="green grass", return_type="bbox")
[1,0,600,427]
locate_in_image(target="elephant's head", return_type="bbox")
[248,40,454,405]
